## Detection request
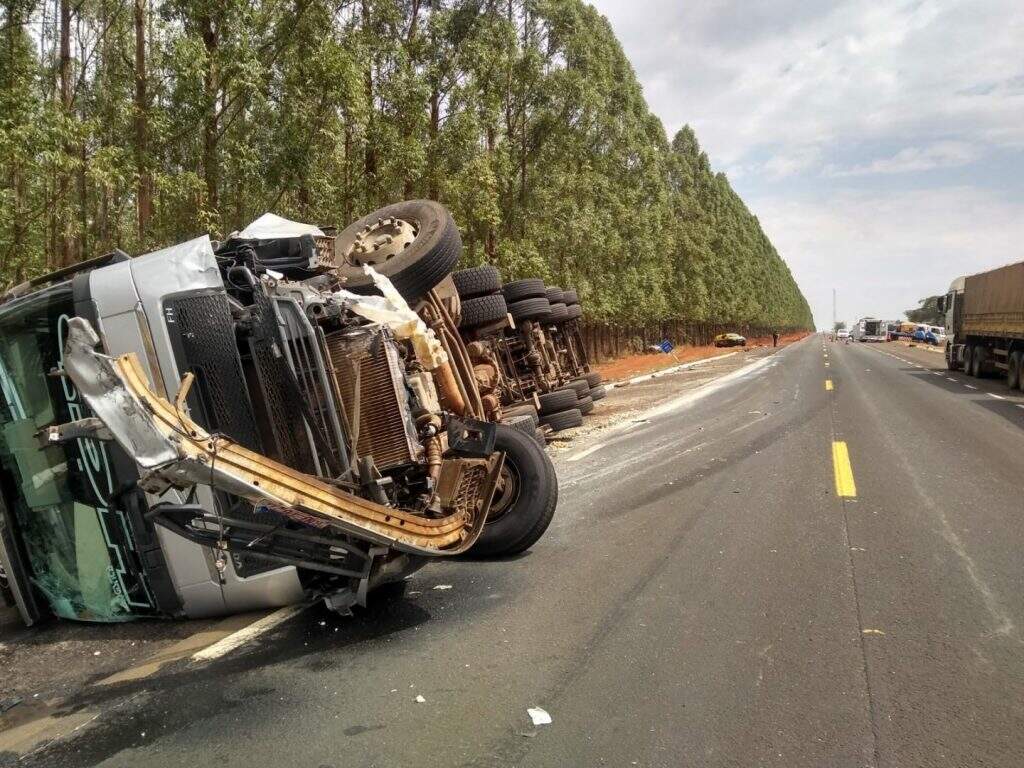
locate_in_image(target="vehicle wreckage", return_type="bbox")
[0,201,558,624]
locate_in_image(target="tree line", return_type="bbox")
[0,0,813,331]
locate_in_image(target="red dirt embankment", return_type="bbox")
[594,331,809,383]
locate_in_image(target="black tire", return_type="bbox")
[577,395,594,415]
[502,278,547,302]
[452,265,501,299]
[545,286,564,304]
[945,343,958,371]
[459,294,508,328]
[471,424,558,556]
[334,200,460,303]
[508,296,551,322]
[1009,351,1022,390]
[537,388,578,414]
[504,414,542,444]
[972,346,986,378]
[562,289,579,306]
[963,345,974,377]
[565,378,590,397]
[584,371,602,386]
[540,408,583,431]
[565,303,583,321]
[589,384,607,401]
[503,402,539,424]
[547,302,568,324]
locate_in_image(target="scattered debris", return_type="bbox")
[415,694,426,703]
[527,706,552,726]
[432,584,453,591]
[862,629,886,636]
[93,651,102,656]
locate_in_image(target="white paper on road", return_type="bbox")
[527,707,552,726]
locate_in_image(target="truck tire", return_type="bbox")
[972,346,987,378]
[502,278,547,303]
[540,408,583,431]
[545,286,564,304]
[584,371,602,386]
[577,395,594,415]
[503,402,539,425]
[547,302,568,324]
[334,200,460,303]
[562,289,579,306]
[565,378,590,397]
[1009,351,1022,390]
[565,303,583,321]
[503,414,544,445]
[452,265,502,298]
[537,388,578,414]
[589,384,607,401]
[459,294,507,328]
[508,297,551,322]
[963,345,974,377]
[470,423,558,557]
[945,343,958,371]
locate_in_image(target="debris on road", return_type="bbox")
[432,585,453,591]
[527,706,552,726]
[415,695,426,703]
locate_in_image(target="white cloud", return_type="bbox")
[749,186,1024,326]
[825,141,981,176]
[591,0,1024,167]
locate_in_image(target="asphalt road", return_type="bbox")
[20,335,1024,767]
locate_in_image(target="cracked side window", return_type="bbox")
[0,286,153,621]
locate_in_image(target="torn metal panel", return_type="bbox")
[62,317,494,556]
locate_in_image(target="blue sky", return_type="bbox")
[590,0,1024,328]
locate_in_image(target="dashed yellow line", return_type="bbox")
[831,441,857,498]
[825,379,833,391]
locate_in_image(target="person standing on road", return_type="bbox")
[772,331,780,347]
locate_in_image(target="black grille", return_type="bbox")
[163,291,277,576]
[246,289,317,473]
[163,292,262,451]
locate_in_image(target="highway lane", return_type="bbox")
[827,340,1024,767]
[18,335,1024,767]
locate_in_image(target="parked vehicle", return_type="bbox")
[0,202,558,626]
[836,329,850,340]
[940,266,1024,389]
[714,332,746,347]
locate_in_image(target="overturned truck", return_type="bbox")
[0,201,557,625]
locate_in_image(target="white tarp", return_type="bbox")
[333,267,448,370]
[238,213,325,239]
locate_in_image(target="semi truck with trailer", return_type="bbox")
[940,265,1024,390]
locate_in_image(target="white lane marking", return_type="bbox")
[987,393,1005,400]
[965,384,978,390]
[947,377,957,382]
[567,442,607,462]
[1017,404,1024,410]
[192,605,306,661]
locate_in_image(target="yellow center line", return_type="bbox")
[832,441,857,498]
[825,379,833,391]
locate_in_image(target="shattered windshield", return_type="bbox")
[0,284,155,621]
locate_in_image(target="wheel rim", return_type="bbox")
[343,216,418,266]
[487,462,522,524]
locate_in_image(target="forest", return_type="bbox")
[0,0,814,338]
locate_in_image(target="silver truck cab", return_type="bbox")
[0,239,303,625]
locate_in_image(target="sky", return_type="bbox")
[588,0,1024,328]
